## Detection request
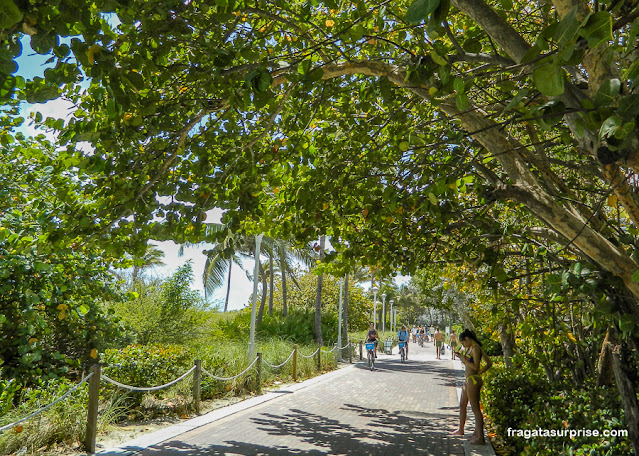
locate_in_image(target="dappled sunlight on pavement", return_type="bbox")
[112,342,470,455]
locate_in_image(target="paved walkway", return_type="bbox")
[100,340,494,456]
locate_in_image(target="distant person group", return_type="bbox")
[365,323,492,445]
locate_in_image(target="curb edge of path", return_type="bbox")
[96,362,358,456]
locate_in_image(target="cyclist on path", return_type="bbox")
[366,322,380,358]
[397,325,410,359]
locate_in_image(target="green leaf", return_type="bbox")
[503,88,529,112]
[429,50,447,66]
[626,59,639,89]
[631,269,639,283]
[617,94,639,120]
[31,33,59,55]
[593,79,620,107]
[349,25,365,41]
[462,39,482,54]
[532,61,565,96]
[0,0,23,29]
[428,192,438,205]
[599,114,622,140]
[554,6,580,45]
[405,0,440,24]
[0,57,17,75]
[619,314,635,333]
[521,45,541,64]
[256,69,272,92]
[453,77,464,94]
[579,12,612,49]
[455,93,469,110]
[298,60,312,75]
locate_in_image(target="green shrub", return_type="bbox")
[483,363,551,439]
[102,344,194,388]
[258,309,339,345]
[484,365,632,455]
[110,263,207,345]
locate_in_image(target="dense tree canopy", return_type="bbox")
[3,0,639,448]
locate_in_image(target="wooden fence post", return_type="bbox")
[256,352,263,394]
[85,364,100,454]
[359,341,363,360]
[316,346,321,371]
[193,359,201,415]
[293,344,298,382]
[349,341,353,364]
[334,343,339,364]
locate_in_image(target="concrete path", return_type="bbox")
[100,340,496,456]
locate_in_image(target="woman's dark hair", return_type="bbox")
[459,329,482,346]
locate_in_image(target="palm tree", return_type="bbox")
[179,224,252,311]
[278,239,315,316]
[131,244,166,284]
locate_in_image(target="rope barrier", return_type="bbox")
[299,347,321,359]
[102,366,196,392]
[201,356,259,381]
[321,346,337,354]
[0,339,350,438]
[0,372,94,434]
[262,349,296,369]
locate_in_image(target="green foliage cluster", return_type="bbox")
[268,271,372,331]
[209,307,342,345]
[483,363,631,455]
[259,309,339,345]
[101,344,193,389]
[1,140,126,381]
[110,263,208,345]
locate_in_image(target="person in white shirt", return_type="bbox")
[411,325,418,343]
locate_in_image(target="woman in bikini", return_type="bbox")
[450,329,492,445]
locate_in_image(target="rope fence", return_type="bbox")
[0,339,358,453]
[0,372,94,434]
[262,349,296,369]
[299,347,321,359]
[102,366,197,392]
[202,356,260,381]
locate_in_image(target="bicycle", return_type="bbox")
[398,341,407,362]
[418,334,424,347]
[365,342,376,370]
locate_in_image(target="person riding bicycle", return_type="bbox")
[366,322,379,358]
[397,325,410,359]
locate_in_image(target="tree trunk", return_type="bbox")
[596,330,614,387]
[280,242,288,317]
[499,322,516,368]
[268,255,274,316]
[342,275,350,349]
[610,328,639,454]
[132,266,140,284]
[223,261,232,312]
[315,236,325,346]
[257,263,268,326]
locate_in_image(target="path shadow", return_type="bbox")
[355,358,460,389]
[135,403,465,455]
